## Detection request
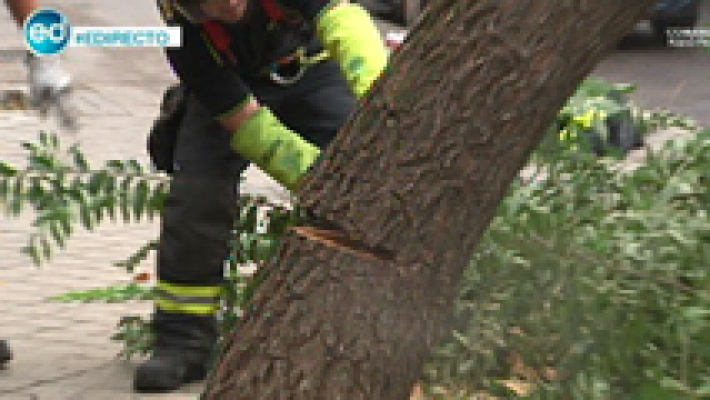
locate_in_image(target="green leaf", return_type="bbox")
[91,197,104,224]
[245,204,259,231]
[0,161,18,177]
[49,283,154,303]
[120,177,133,222]
[88,171,109,195]
[21,243,40,266]
[49,131,60,149]
[26,177,45,204]
[59,210,72,238]
[682,307,710,319]
[113,240,158,272]
[612,83,636,94]
[77,191,94,231]
[254,237,278,263]
[148,182,167,217]
[49,220,65,248]
[29,153,57,170]
[69,144,90,171]
[106,160,126,172]
[105,195,116,221]
[0,179,9,203]
[68,176,85,203]
[39,235,52,259]
[39,131,49,147]
[51,170,67,198]
[9,177,24,215]
[21,141,38,153]
[133,180,150,220]
[127,159,143,174]
[97,174,117,221]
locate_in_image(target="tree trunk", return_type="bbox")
[203,0,657,398]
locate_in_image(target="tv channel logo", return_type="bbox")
[23,8,181,57]
[23,8,71,56]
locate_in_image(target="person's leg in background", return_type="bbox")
[134,92,249,393]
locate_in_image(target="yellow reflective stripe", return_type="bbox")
[155,281,221,316]
[156,298,219,316]
[157,281,222,297]
[154,288,220,305]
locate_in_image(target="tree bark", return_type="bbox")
[203,0,658,398]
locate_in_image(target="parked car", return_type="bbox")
[650,0,701,40]
[365,0,701,43]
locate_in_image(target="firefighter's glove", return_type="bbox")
[230,107,321,191]
[25,52,77,130]
[316,3,387,99]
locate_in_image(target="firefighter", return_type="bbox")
[137,0,387,392]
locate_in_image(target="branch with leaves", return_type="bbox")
[0,132,167,265]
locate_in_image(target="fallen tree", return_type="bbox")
[205,1,659,398]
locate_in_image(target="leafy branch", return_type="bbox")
[0,131,169,266]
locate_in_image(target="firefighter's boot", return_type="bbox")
[133,310,217,393]
[133,347,209,392]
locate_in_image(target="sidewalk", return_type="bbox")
[0,92,287,400]
[0,80,206,399]
[0,3,289,399]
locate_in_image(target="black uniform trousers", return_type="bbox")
[152,59,356,359]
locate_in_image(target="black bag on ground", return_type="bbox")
[148,84,187,174]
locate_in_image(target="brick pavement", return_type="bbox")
[0,76,291,400]
[0,88,207,399]
[0,62,293,400]
[0,3,290,399]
